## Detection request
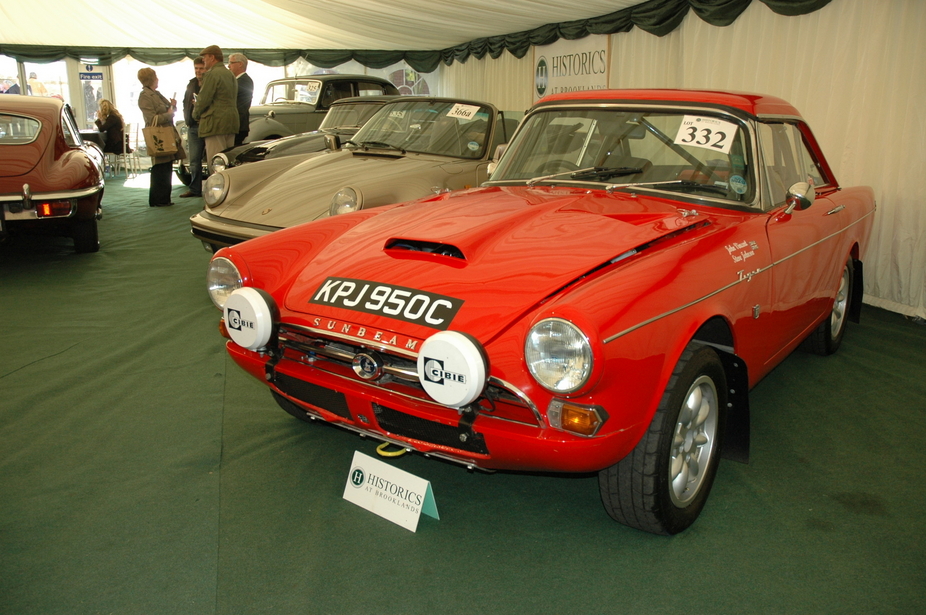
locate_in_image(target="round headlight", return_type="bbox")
[525,318,593,394]
[329,187,361,216]
[203,172,228,207]
[212,154,228,172]
[207,256,242,309]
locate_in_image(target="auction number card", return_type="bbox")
[673,115,738,154]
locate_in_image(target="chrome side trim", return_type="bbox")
[604,208,875,344]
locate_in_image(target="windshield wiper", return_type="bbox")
[525,165,647,187]
[354,140,406,154]
[570,166,646,181]
[526,166,596,186]
[614,179,729,196]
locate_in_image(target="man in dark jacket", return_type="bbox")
[180,57,207,198]
[228,53,254,146]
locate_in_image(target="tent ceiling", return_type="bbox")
[0,0,640,50]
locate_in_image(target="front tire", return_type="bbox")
[599,343,727,534]
[802,258,854,355]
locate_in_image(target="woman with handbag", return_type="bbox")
[137,68,184,207]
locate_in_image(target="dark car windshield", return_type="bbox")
[490,107,755,204]
[348,100,492,159]
[0,113,41,144]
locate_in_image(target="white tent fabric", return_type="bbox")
[442,0,926,319]
[0,0,638,49]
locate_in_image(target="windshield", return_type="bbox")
[490,108,755,204]
[319,101,385,130]
[348,100,493,159]
[262,80,321,105]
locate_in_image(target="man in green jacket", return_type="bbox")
[193,45,239,173]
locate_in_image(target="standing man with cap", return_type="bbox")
[193,45,238,173]
[228,53,254,146]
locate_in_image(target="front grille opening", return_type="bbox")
[276,323,540,427]
[273,372,352,419]
[373,403,489,455]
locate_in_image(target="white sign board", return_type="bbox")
[533,35,609,101]
[343,451,440,532]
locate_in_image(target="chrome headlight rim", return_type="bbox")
[207,256,243,309]
[212,154,229,172]
[329,186,362,216]
[525,317,593,394]
[203,172,228,208]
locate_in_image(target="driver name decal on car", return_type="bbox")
[310,277,464,330]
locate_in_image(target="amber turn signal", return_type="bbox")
[548,399,608,437]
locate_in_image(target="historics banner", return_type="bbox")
[533,35,609,101]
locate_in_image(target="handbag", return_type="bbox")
[142,112,178,156]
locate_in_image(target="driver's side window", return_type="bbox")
[759,122,826,206]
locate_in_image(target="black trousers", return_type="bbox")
[149,161,173,206]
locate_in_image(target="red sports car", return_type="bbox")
[206,89,875,534]
[0,95,104,252]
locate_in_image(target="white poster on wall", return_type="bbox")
[533,35,609,101]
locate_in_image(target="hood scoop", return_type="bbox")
[384,238,466,261]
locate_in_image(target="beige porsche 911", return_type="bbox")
[190,96,519,252]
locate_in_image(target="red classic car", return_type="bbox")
[0,95,104,253]
[206,89,875,534]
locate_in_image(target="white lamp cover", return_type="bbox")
[417,331,487,408]
[224,287,276,351]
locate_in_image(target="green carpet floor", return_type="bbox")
[1,175,924,614]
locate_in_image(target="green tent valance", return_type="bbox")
[0,0,830,73]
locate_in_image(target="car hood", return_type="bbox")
[282,186,705,339]
[212,149,480,229]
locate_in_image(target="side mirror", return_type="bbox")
[784,181,815,214]
[324,134,341,151]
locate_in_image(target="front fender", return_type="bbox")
[246,117,292,142]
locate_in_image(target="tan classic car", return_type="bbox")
[190,96,519,252]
